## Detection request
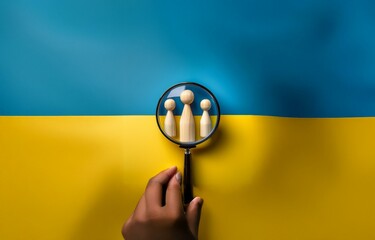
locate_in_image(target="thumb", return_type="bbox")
[186,197,203,239]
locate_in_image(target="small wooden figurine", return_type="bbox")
[179,90,195,142]
[164,99,176,137]
[200,99,212,137]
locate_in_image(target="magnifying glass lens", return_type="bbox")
[156,82,220,147]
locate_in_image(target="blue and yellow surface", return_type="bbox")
[1,1,375,239]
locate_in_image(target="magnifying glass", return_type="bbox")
[156,82,220,204]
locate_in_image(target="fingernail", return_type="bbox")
[175,172,182,184]
[194,197,203,207]
[198,197,203,206]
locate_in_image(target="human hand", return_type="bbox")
[122,166,203,240]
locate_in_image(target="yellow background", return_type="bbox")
[1,116,375,239]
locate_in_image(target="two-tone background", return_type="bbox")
[1,1,375,239]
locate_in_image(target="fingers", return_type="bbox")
[128,167,203,240]
[145,166,177,207]
[165,171,183,212]
[186,197,203,239]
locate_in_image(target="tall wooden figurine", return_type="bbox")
[180,90,195,142]
[200,99,212,137]
[164,99,176,137]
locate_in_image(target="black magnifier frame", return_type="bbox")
[156,82,221,148]
[156,82,221,205]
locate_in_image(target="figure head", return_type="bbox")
[180,90,194,104]
[200,99,211,111]
[164,99,176,111]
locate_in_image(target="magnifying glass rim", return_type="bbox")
[156,82,221,148]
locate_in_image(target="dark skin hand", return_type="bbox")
[122,166,203,240]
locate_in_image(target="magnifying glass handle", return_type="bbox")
[183,148,193,205]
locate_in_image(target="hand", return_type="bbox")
[122,166,203,240]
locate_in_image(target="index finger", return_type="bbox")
[145,166,177,208]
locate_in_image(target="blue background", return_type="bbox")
[1,0,375,116]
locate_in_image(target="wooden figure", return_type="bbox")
[200,99,212,137]
[180,90,195,142]
[164,99,176,137]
